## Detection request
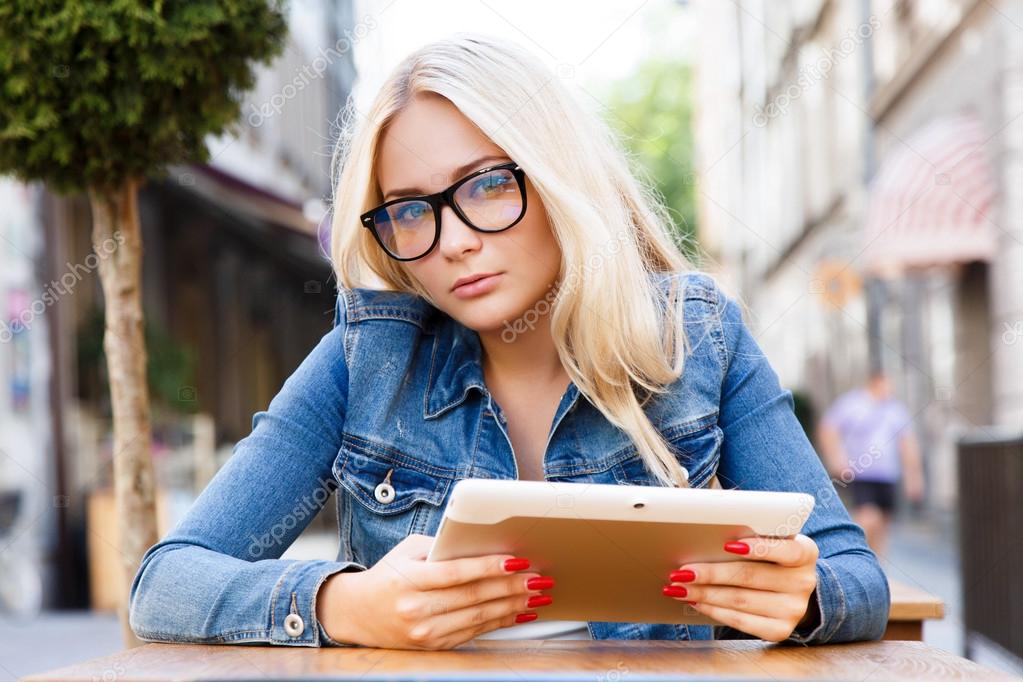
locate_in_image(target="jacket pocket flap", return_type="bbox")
[334,436,452,515]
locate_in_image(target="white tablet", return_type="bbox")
[426,478,815,626]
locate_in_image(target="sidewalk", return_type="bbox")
[882,509,962,653]
[0,611,122,681]
[884,508,1022,676]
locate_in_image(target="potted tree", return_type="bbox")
[0,1,287,645]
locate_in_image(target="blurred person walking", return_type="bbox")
[817,371,925,557]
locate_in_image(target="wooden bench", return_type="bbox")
[884,577,945,641]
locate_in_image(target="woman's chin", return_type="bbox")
[449,299,526,336]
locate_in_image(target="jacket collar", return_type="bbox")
[424,314,584,420]
[337,287,491,420]
[342,281,698,420]
[424,316,489,419]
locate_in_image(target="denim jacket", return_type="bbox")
[129,271,890,647]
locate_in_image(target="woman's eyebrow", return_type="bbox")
[449,154,510,180]
[383,154,511,200]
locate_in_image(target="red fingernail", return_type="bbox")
[526,576,555,590]
[687,601,698,606]
[504,558,531,571]
[527,595,553,608]
[669,569,696,583]
[724,542,750,555]
[515,612,538,623]
[662,585,688,598]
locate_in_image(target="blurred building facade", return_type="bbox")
[693,0,1023,512]
[0,181,51,617]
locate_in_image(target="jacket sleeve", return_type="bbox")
[128,293,367,647]
[706,278,890,644]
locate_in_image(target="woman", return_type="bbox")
[129,33,890,650]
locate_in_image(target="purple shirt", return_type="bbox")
[821,388,913,483]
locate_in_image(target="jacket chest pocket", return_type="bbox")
[612,412,723,489]
[333,434,454,568]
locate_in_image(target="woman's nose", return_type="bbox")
[438,204,482,257]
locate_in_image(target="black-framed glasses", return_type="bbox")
[361,161,528,262]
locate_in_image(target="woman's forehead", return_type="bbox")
[376,94,504,192]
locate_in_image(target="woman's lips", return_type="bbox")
[452,272,503,299]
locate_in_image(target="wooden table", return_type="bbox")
[885,577,946,641]
[22,639,1015,681]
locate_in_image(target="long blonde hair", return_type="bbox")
[330,32,697,487]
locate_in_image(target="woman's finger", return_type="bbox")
[430,613,520,650]
[439,608,528,649]
[726,534,819,567]
[688,600,797,643]
[669,559,811,594]
[409,591,549,645]
[672,583,805,621]
[413,551,533,591]
[422,572,550,614]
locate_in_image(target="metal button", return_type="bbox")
[284,613,305,637]
[374,468,396,504]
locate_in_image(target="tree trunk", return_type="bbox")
[88,178,158,648]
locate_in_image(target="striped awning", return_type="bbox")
[862,114,998,276]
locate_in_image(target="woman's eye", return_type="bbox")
[395,203,427,223]
[470,174,510,198]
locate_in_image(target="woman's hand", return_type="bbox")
[317,534,555,650]
[663,534,820,642]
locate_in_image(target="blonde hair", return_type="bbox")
[330,33,697,487]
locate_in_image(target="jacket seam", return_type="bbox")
[426,383,486,420]
[339,289,356,368]
[337,474,450,516]
[135,628,272,642]
[708,287,730,383]
[337,432,461,477]
[423,333,440,419]
[679,271,718,303]
[820,557,848,642]
[585,411,719,477]
[269,561,301,639]
[347,307,428,327]
[546,423,716,479]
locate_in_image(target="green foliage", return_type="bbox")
[77,304,198,414]
[604,58,698,259]
[0,0,288,193]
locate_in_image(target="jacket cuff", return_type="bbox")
[318,620,360,647]
[269,559,367,646]
[785,559,845,645]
